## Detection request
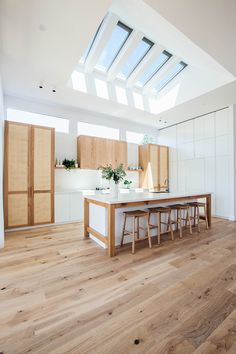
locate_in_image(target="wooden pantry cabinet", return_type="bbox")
[139,144,169,190]
[77,135,127,169]
[4,121,55,228]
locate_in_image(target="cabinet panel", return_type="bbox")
[34,193,52,224]
[34,127,52,190]
[8,123,29,192]
[139,144,169,190]
[8,194,28,227]
[150,145,158,188]
[159,146,168,189]
[77,136,127,169]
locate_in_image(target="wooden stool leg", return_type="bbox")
[132,216,136,254]
[137,216,139,239]
[168,211,174,241]
[197,206,200,233]
[187,207,192,234]
[146,215,152,249]
[204,205,209,229]
[157,212,161,245]
[121,214,127,247]
[176,210,179,231]
[185,208,188,229]
[193,206,196,227]
[179,209,183,238]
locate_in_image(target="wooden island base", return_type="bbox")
[84,193,211,257]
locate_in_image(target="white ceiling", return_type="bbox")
[0,0,236,128]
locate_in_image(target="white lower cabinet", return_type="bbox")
[55,192,83,223]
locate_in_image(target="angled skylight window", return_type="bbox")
[136,50,172,87]
[95,21,132,72]
[117,37,154,80]
[80,20,104,64]
[156,61,188,92]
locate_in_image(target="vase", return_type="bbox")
[109,180,119,197]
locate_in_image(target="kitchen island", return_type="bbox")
[84,192,211,257]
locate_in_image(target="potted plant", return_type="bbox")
[62,158,76,171]
[124,179,132,189]
[98,164,126,196]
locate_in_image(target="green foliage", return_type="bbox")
[62,158,76,171]
[142,134,154,145]
[124,179,132,188]
[98,164,126,184]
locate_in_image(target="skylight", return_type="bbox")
[155,61,188,92]
[117,37,154,80]
[80,20,103,64]
[136,50,172,87]
[95,21,132,72]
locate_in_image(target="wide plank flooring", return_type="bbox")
[0,218,236,353]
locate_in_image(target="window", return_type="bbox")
[136,50,172,87]
[80,19,104,64]
[7,109,69,133]
[77,121,119,140]
[95,21,132,72]
[156,61,188,92]
[117,37,154,80]
[126,131,144,144]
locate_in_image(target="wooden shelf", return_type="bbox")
[126,169,143,172]
[55,166,80,170]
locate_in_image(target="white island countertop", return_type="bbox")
[84,192,212,205]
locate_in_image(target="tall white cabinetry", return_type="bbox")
[158,107,234,219]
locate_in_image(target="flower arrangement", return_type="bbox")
[98,164,126,184]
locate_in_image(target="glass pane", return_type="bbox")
[80,19,104,64]
[77,121,119,140]
[96,21,132,72]
[156,61,187,92]
[117,37,153,80]
[136,50,172,87]
[7,109,69,133]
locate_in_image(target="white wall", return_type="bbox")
[158,107,235,220]
[0,76,4,246]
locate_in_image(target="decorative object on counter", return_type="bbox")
[55,158,64,168]
[142,134,154,145]
[127,165,143,171]
[123,180,132,189]
[98,164,126,197]
[75,160,79,168]
[62,158,76,171]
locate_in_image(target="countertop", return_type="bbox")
[84,192,211,205]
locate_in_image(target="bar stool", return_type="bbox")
[121,210,151,254]
[148,207,174,245]
[186,202,209,231]
[169,204,192,238]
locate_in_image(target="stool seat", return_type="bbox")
[148,207,171,213]
[169,204,188,209]
[124,210,148,217]
[187,201,205,207]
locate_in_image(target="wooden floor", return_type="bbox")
[0,219,236,354]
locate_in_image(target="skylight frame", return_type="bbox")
[117,37,154,80]
[95,21,133,73]
[156,61,188,92]
[136,50,172,87]
[80,19,104,64]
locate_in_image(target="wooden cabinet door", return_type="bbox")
[113,140,127,169]
[32,126,54,225]
[150,145,159,189]
[4,122,30,228]
[159,146,169,190]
